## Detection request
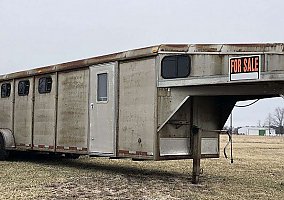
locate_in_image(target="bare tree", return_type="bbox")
[266,107,284,135]
[265,113,273,126]
[271,107,284,128]
[265,113,274,135]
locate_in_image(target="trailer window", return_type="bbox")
[38,76,52,94]
[161,55,191,79]
[18,80,30,96]
[97,73,108,101]
[1,83,11,98]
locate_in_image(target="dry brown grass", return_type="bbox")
[0,135,284,199]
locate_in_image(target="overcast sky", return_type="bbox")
[1,0,284,127]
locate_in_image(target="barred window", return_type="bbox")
[38,77,52,94]
[1,83,11,98]
[18,80,30,96]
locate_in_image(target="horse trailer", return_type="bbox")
[1,43,284,183]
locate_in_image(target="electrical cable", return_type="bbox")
[224,99,260,163]
[235,99,260,107]
[223,131,231,159]
[223,113,233,163]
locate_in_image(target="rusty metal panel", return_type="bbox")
[0,81,14,130]
[33,74,56,151]
[118,58,156,156]
[14,78,34,148]
[56,69,89,151]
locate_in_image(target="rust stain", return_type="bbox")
[225,43,283,52]
[119,150,148,156]
[118,150,129,155]
[34,66,56,74]
[159,44,189,52]
[136,151,148,156]
[152,46,159,53]
[227,43,279,48]
[194,44,220,52]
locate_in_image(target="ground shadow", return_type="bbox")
[8,152,187,178]
[7,152,227,185]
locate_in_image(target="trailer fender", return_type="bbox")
[0,129,16,149]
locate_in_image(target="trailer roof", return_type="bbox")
[1,43,284,81]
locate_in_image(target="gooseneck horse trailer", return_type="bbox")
[1,44,284,183]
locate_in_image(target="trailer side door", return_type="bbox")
[89,62,117,156]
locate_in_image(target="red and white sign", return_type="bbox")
[229,55,261,81]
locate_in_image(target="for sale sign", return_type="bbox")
[229,55,261,81]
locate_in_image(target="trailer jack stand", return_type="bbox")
[192,158,201,184]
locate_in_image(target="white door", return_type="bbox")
[89,62,117,156]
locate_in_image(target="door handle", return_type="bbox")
[90,103,94,109]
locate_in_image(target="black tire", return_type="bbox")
[0,135,9,161]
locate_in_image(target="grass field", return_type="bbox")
[0,135,284,200]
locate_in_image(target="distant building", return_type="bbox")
[238,126,276,136]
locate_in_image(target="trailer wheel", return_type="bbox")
[0,135,9,161]
[65,153,80,159]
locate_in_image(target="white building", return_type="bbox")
[238,126,276,136]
